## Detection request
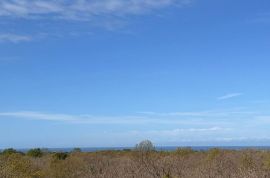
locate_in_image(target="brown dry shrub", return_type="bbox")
[0,153,44,178]
[1,149,270,178]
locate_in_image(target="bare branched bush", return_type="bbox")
[1,145,270,178]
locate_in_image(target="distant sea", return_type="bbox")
[7,146,270,153]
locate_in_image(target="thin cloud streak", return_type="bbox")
[0,0,192,43]
[0,108,260,125]
[2,110,270,145]
[0,111,169,124]
[217,93,243,100]
[138,109,254,117]
[0,111,77,121]
[0,0,191,21]
[0,33,32,43]
[137,127,231,135]
[0,111,213,125]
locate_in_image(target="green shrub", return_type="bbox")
[27,148,43,158]
[72,148,82,153]
[0,153,44,177]
[241,153,255,169]
[207,148,221,161]
[53,152,68,160]
[175,147,194,156]
[2,148,18,155]
[263,153,270,169]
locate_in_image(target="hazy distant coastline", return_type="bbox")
[3,146,270,153]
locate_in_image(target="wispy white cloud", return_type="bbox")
[103,127,232,146]
[0,108,249,126]
[138,109,253,117]
[217,93,243,100]
[0,108,257,126]
[0,0,192,43]
[0,111,165,124]
[0,111,77,121]
[0,33,32,43]
[135,127,230,135]
[0,0,191,20]
[2,110,270,145]
[138,111,210,117]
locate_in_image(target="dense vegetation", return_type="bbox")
[1,141,270,178]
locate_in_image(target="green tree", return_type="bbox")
[2,148,18,155]
[27,148,43,158]
[135,140,155,152]
[53,152,68,160]
[72,148,82,153]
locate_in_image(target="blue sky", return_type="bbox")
[0,0,270,148]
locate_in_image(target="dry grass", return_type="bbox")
[1,148,270,178]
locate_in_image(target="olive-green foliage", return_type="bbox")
[163,173,173,178]
[175,147,194,157]
[263,152,270,169]
[241,152,255,169]
[0,153,43,178]
[207,148,221,161]
[27,148,43,158]
[2,148,22,155]
[53,152,68,160]
[72,148,82,153]
[49,155,88,178]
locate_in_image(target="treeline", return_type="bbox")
[1,140,270,178]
